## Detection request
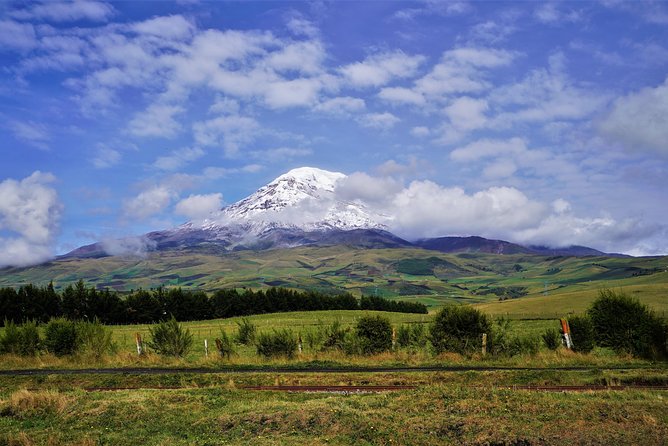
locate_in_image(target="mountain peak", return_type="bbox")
[195,166,386,235]
[277,166,345,185]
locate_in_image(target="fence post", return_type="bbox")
[481,333,487,356]
[204,339,209,357]
[135,333,143,355]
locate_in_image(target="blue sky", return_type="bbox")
[1,0,668,265]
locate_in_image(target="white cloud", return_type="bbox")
[0,172,62,267]
[482,159,517,179]
[378,87,425,105]
[490,54,609,127]
[10,1,116,23]
[358,112,400,130]
[193,115,259,156]
[389,181,545,239]
[250,147,313,161]
[410,126,430,138]
[286,16,319,38]
[132,15,194,40]
[128,104,185,138]
[336,172,403,206]
[599,77,668,156]
[415,47,516,100]
[8,120,50,150]
[92,146,121,169]
[314,96,366,115]
[123,185,176,220]
[175,193,223,220]
[450,137,527,162]
[444,96,488,131]
[101,236,156,257]
[265,40,325,75]
[153,147,205,171]
[340,51,425,88]
[534,3,582,24]
[0,20,37,52]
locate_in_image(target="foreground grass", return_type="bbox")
[1,370,667,445]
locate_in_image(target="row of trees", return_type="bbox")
[0,281,427,326]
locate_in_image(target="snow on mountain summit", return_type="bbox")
[195,167,388,234]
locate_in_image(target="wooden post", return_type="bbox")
[392,327,397,351]
[135,333,143,355]
[215,338,223,357]
[204,339,209,357]
[560,318,573,349]
[481,333,487,356]
[298,335,303,354]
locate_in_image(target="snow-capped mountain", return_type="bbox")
[62,167,616,259]
[193,166,388,235]
[64,167,396,257]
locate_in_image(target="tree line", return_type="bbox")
[0,281,427,325]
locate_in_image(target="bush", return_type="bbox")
[235,318,257,345]
[215,330,236,360]
[76,320,114,359]
[397,323,428,349]
[430,305,491,355]
[43,318,78,356]
[507,335,540,356]
[0,321,22,355]
[256,329,298,359]
[17,321,41,356]
[568,315,595,353]
[322,320,348,351]
[355,315,392,355]
[541,328,562,351]
[588,289,667,359]
[147,317,193,357]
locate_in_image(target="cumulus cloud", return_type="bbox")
[378,87,425,105]
[131,15,194,40]
[122,185,176,220]
[153,147,205,171]
[0,172,62,267]
[193,115,259,156]
[450,137,527,162]
[92,146,121,169]
[128,104,185,138]
[250,147,313,161]
[0,20,37,52]
[8,121,50,150]
[358,112,400,130]
[336,173,404,206]
[598,77,668,156]
[9,1,116,23]
[175,193,223,219]
[339,51,425,88]
[313,96,366,115]
[101,236,156,257]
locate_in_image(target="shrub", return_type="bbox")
[588,289,667,359]
[397,323,428,349]
[235,318,257,345]
[507,335,540,356]
[355,315,392,355]
[430,305,491,355]
[76,320,114,359]
[0,321,22,355]
[215,330,236,359]
[256,329,298,359]
[321,320,348,351]
[541,328,562,351]
[568,315,595,353]
[17,321,41,356]
[488,317,511,356]
[147,317,193,357]
[43,318,78,356]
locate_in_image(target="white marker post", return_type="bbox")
[204,339,209,357]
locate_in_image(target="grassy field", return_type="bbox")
[1,369,667,445]
[2,248,667,309]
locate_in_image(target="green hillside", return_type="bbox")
[1,247,666,312]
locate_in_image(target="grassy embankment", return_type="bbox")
[1,368,667,445]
